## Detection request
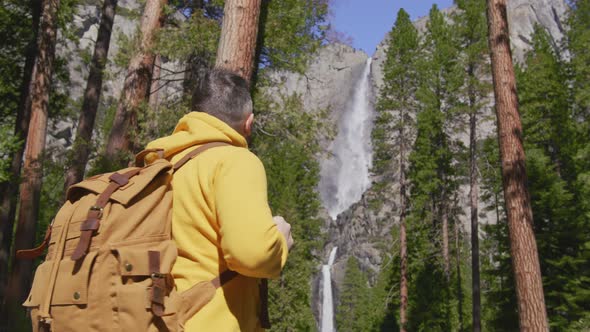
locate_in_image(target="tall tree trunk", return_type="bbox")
[469,88,482,332]
[215,0,262,82]
[455,217,464,332]
[0,0,42,290]
[4,0,60,312]
[146,54,161,139]
[105,0,166,162]
[64,0,118,191]
[148,54,161,112]
[486,0,548,330]
[442,198,450,280]
[399,110,408,332]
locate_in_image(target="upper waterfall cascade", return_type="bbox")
[320,58,374,220]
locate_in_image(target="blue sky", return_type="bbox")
[330,0,454,55]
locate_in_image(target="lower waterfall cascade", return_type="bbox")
[321,247,338,332]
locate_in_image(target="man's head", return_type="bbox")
[191,69,254,138]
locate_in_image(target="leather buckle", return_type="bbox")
[89,206,103,219]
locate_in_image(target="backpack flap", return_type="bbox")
[66,159,172,206]
[51,251,98,305]
[112,240,176,277]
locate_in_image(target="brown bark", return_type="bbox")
[469,90,482,332]
[64,0,118,191]
[455,217,464,332]
[0,0,41,288]
[486,0,549,330]
[215,0,262,82]
[148,54,161,112]
[146,54,161,139]
[399,110,408,332]
[4,0,60,308]
[105,0,166,162]
[442,199,450,280]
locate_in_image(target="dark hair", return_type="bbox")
[191,69,253,132]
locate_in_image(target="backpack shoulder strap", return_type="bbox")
[172,142,231,172]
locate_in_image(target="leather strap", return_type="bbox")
[71,168,141,260]
[149,250,166,316]
[211,269,238,288]
[259,279,271,328]
[16,223,52,260]
[209,271,270,328]
[134,148,165,167]
[173,142,231,172]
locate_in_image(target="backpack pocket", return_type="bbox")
[112,241,179,331]
[49,251,98,331]
[23,261,52,332]
[23,251,98,332]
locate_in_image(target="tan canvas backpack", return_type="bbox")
[18,142,243,332]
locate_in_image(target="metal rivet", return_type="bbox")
[73,292,80,300]
[124,262,133,272]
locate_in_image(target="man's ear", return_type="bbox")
[244,113,254,137]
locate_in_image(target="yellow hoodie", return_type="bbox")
[145,112,288,331]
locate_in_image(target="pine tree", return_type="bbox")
[479,136,519,331]
[3,0,61,319]
[486,0,549,329]
[373,8,420,331]
[406,6,464,330]
[0,0,41,293]
[567,6,590,309]
[251,94,324,331]
[63,0,118,190]
[336,256,370,332]
[453,0,490,329]
[517,25,589,331]
[105,0,167,166]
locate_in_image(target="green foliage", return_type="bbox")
[479,136,520,331]
[0,124,21,182]
[257,0,329,73]
[155,7,220,62]
[57,0,83,42]
[516,25,590,330]
[454,0,491,122]
[404,5,466,331]
[251,91,325,331]
[336,256,371,332]
[0,0,34,120]
[372,8,420,178]
[568,0,590,122]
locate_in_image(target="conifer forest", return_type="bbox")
[0,0,589,331]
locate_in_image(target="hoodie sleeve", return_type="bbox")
[214,149,288,279]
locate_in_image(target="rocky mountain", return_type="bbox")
[313,0,569,308]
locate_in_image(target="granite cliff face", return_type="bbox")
[48,0,185,149]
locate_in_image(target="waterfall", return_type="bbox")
[320,58,374,220]
[321,247,338,332]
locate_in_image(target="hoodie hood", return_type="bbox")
[144,112,247,163]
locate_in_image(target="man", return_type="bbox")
[145,69,294,331]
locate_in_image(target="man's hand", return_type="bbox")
[273,216,294,250]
